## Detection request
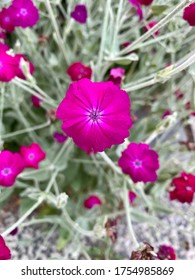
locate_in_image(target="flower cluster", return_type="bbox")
[0,0,39,32]
[0,143,46,188]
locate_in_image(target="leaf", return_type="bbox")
[19,198,35,216]
[0,188,14,203]
[131,208,158,224]
[151,5,169,16]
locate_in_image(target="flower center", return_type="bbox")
[1,168,12,176]
[186,186,192,191]
[20,8,27,16]
[89,109,101,122]
[133,159,142,168]
[28,153,35,160]
[4,16,10,22]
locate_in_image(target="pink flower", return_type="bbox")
[138,0,154,6]
[15,54,34,79]
[169,172,195,204]
[20,143,46,169]
[0,151,25,187]
[0,42,9,51]
[53,132,68,143]
[144,21,159,36]
[162,110,171,119]
[0,7,15,32]
[0,236,11,260]
[56,79,132,153]
[11,0,39,28]
[84,195,102,209]
[174,89,184,99]
[183,2,195,26]
[0,27,7,39]
[118,143,160,183]
[67,62,92,81]
[128,0,143,20]
[0,50,19,82]
[31,95,42,108]
[157,245,176,260]
[71,5,87,24]
[129,191,137,204]
[108,67,125,87]
[10,228,18,236]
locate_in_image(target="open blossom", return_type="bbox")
[0,42,9,51]
[108,67,125,87]
[144,21,159,36]
[15,54,34,79]
[67,62,92,81]
[11,0,40,28]
[169,172,195,204]
[0,151,25,187]
[0,236,11,260]
[71,5,88,24]
[84,195,102,209]
[0,51,18,82]
[53,132,68,143]
[183,2,195,26]
[56,79,132,153]
[128,0,143,20]
[157,245,176,260]
[20,143,46,169]
[118,143,159,183]
[138,0,154,6]
[0,7,15,32]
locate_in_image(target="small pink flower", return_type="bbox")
[0,27,7,39]
[183,2,195,26]
[138,0,154,6]
[162,110,171,119]
[118,143,160,183]
[129,191,137,204]
[0,236,11,260]
[31,95,42,108]
[191,112,195,117]
[108,67,125,87]
[169,172,195,204]
[20,143,46,169]
[174,89,184,99]
[0,50,18,82]
[0,151,25,187]
[129,0,143,20]
[157,245,176,260]
[0,7,15,32]
[144,21,159,36]
[67,62,92,81]
[11,0,39,28]
[15,54,34,79]
[84,195,102,209]
[0,42,9,52]
[53,132,68,143]
[56,79,132,153]
[71,5,87,24]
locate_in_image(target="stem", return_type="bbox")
[123,181,139,248]
[99,151,122,174]
[0,84,5,148]
[111,0,124,55]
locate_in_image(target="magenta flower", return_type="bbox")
[56,79,132,153]
[144,21,159,36]
[174,89,184,99]
[0,7,15,32]
[108,67,125,87]
[15,54,34,79]
[0,236,11,260]
[183,2,195,26]
[0,42,9,52]
[83,195,102,209]
[118,143,160,183]
[0,51,18,82]
[71,5,88,24]
[169,172,195,204]
[162,110,171,119]
[138,0,154,6]
[20,143,46,169]
[0,151,25,187]
[157,245,176,260]
[0,27,7,39]
[128,0,143,20]
[11,0,39,28]
[128,191,137,204]
[53,132,68,143]
[31,95,42,108]
[67,62,92,81]
[10,228,18,236]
